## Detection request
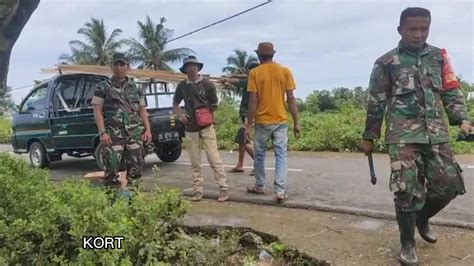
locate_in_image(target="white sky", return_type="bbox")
[7,0,474,104]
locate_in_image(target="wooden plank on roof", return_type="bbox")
[40,64,223,83]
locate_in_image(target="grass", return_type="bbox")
[0,118,11,144]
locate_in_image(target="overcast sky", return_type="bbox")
[7,0,474,104]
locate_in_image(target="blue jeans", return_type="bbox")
[253,123,288,193]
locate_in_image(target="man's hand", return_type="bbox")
[294,121,301,138]
[142,130,152,144]
[245,123,252,141]
[100,132,111,145]
[180,114,189,124]
[360,139,374,155]
[460,121,473,135]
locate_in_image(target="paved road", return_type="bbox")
[1,144,473,226]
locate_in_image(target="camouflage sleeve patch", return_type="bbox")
[137,86,147,107]
[139,97,146,107]
[441,89,469,125]
[91,96,104,105]
[362,63,391,140]
[91,81,107,106]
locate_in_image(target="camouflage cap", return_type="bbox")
[112,52,129,64]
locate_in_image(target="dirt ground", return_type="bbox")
[184,200,474,266]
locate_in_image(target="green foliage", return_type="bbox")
[222,49,259,75]
[58,18,128,66]
[169,229,240,265]
[0,153,192,264]
[125,16,194,71]
[214,96,241,150]
[287,106,387,153]
[214,98,473,154]
[0,154,329,264]
[0,118,11,144]
[271,242,288,257]
[0,86,14,115]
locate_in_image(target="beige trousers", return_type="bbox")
[186,125,229,193]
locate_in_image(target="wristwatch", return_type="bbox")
[100,131,107,136]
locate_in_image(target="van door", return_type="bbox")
[49,75,105,149]
[12,83,53,152]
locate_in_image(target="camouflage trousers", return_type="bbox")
[388,143,466,212]
[101,137,144,189]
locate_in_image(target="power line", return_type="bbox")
[10,84,34,91]
[9,1,273,92]
[165,0,273,44]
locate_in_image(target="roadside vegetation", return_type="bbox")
[0,153,326,265]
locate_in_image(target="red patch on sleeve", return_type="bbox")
[441,48,460,90]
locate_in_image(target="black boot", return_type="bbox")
[395,206,418,265]
[416,197,451,244]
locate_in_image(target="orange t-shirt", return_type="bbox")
[247,62,296,124]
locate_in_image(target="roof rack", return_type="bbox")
[40,64,222,84]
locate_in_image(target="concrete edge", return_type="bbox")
[51,177,474,231]
[180,191,474,231]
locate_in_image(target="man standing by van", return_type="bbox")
[92,52,152,192]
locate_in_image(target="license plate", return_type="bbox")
[158,131,179,142]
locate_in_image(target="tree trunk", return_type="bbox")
[0,0,40,101]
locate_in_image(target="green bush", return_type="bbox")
[0,118,11,144]
[214,99,473,154]
[214,96,241,150]
[0,153,193,265]
[0,153,321,264]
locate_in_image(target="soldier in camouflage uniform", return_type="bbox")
[360,7,473,265]
[92,53,152,191]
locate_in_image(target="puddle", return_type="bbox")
[351,219,384,231]
[185,214,247,227]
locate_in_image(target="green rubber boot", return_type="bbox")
[395,206,418,265]
[416,197,451,244]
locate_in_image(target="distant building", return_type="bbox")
[467,92,474,101]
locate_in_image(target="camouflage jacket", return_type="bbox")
[362,42,469,144]
[92,76,147,139]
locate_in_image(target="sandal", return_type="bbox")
[276,192,288,203]
[229,167,244,173]
[249,169,255,176]
[217,190,231,202]
[246,185,265,194]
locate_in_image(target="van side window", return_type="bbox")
[83,78,105,107]
[20,84,49,113]
[53,79,84,110]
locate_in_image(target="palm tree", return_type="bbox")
[59,18,127,65]
[126,16,194,71]
[222,49,258,74]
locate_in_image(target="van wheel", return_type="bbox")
[29,142,49,168]
[155,141,182,162]
[94,143,105,170]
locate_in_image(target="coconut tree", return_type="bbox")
[222,49,258,74]
[126,16,194,71]
[59,18,127,65]
[221,49,259,96]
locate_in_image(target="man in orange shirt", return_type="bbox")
[245,42,301,203]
